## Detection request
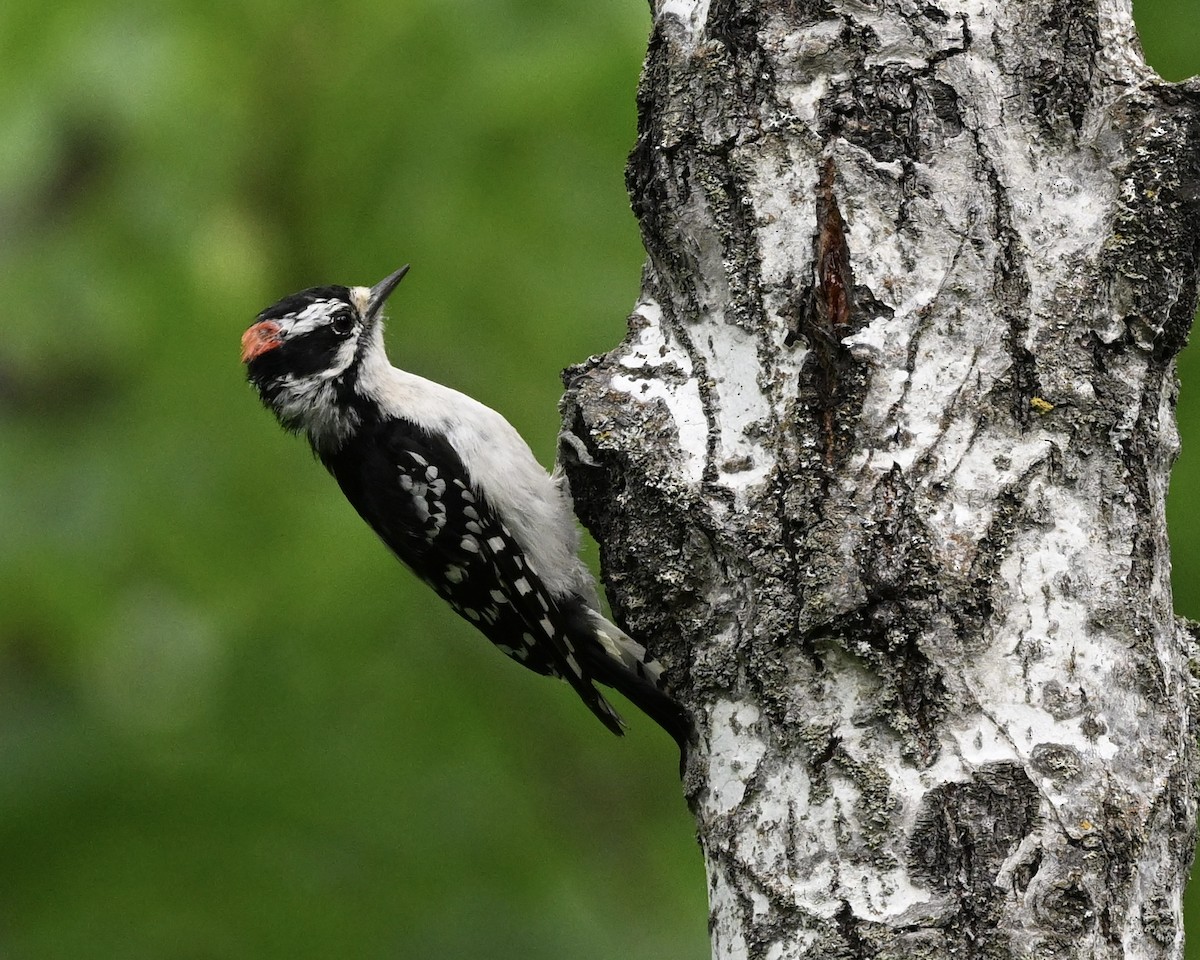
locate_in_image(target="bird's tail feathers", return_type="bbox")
[586,610,667,687]
[582,685,626,738]
[574,609,691,757]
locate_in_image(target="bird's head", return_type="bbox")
[241,265,409,449]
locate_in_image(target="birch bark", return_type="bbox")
[560,1,1200,958]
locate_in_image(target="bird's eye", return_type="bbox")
[330,310,355,337]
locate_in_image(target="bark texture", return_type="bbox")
[560,1,1200,958]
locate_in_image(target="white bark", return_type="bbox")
[561,1,1200,958]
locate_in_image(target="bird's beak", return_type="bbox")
[241,320,283,364]
[366,265,411,322]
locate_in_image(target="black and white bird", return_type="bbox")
[241,266,689,753]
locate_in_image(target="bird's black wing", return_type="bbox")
[321,417,624,735]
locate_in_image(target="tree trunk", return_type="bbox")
[560,1,1200,958]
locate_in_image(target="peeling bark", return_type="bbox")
[560,1,1200,958]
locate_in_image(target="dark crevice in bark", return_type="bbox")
[626,24,688,288]
[951,453,1049,652]
[998,0,1099,135]
[813,612,948,764]
[799,158,860,466]
[706,0,763,55]
[816,12,968,167]
[908,764,1041,949]
[690,147,769,332]
[834,900,871,959]
[974,141,1040,429]
[1103,93,1200,365]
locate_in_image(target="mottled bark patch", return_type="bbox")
[908,763,1041,937]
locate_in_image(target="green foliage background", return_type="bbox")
[0,2,1194,957]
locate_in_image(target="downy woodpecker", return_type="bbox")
[241,266,689,752]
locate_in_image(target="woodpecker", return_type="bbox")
[241,266,689,753]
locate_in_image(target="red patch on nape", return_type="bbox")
[241,321,283,363]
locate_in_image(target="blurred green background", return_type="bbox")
[0,2,1195,958]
